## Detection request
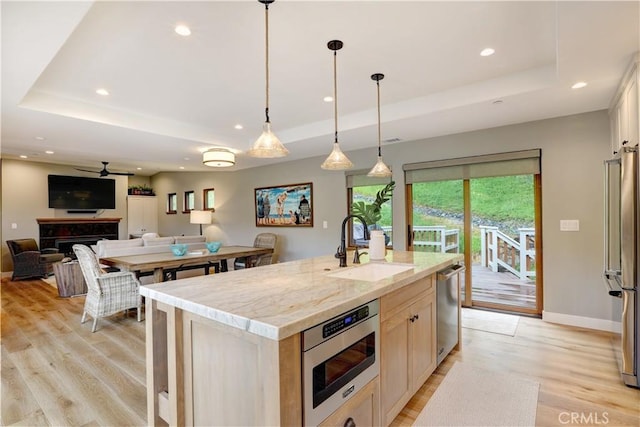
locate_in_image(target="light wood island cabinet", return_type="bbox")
[141,251,461,426]
[318,378,380,427]
[380,275,437,425]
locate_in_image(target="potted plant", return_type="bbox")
[351,180,395,243]
[128,185,155,196]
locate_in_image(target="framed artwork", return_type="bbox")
[255,182,313,227]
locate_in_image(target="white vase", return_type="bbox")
[369,230,386,260]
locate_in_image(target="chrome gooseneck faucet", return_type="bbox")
[336,214,369,267]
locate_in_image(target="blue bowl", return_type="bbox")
[206,241,222,253]
[170,244,188,256]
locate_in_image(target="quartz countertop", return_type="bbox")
[140,250,462,341]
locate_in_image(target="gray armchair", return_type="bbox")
[73,244,142,332]
[6,238,64,281]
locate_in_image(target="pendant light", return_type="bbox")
[321,40,353,170]
[367,73,392,177]
[248,0,289,158]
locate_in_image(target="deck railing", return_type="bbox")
[480,226,535,280]
[379,225,460,253]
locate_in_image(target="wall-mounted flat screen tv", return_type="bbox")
[48,175,116,210]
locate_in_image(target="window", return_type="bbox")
[346,170,394,247]
[203,188,215,211]
[183,191,195,213]
[167,193,177,214]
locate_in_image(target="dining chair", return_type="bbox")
[234,233,278,269]
[73,244,142,332]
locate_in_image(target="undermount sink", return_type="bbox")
[326,262,416,282]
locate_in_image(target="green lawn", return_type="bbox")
[353,175,534,254]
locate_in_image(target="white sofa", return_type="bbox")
[93,235,211,282]
[94,235,207,258]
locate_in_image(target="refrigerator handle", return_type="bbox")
[604,271,622,297]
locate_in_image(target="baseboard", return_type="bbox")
[542,310,621,333]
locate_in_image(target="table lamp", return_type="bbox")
[190,210,212,235]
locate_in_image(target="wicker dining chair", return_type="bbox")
[73,244,142,332]
[234,233,278,269]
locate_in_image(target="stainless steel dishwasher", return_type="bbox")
[436,264,465,365]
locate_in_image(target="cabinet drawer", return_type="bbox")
[380,274,434,322]
[319,377,379,427]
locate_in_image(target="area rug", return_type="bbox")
[413,362,539,426]
[461,308,520,336]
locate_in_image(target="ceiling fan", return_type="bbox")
[75,161,134,177]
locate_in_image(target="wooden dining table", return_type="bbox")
[100,245,274,283]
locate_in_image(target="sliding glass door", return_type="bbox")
[404,150,542,315]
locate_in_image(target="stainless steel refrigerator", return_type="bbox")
[604,143,640,388]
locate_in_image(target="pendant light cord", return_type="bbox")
[333,50,338,143]
[377,79,382,157]
[264,3,270,123]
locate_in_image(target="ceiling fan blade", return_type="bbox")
[108,171,135,176]
[74,168,100,174]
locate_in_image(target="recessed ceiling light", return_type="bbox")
[19,155,28,159]
[572,81,587,89]
[480,48,495,57]
[45,150,54,154]
[35,136,46,141]
[136,167,142,170]
[96,88,110,96]
[234,124,243,130]
[323,96,333,102]
[175,24,191,36]
[179,166,185,170]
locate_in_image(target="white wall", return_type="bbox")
[1,110,615,326]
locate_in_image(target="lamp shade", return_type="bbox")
[203,148,235,167]
[190,210,212,225]
[190,209,212,235]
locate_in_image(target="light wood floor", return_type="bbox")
[2,278,639,426]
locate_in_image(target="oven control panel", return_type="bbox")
[303,300,379,351]
[322,305,370,338]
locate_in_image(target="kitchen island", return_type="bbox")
[141,250,462,426]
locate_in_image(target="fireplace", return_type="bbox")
[37,218,121,257]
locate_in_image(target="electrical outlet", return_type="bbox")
[11,223,17,229]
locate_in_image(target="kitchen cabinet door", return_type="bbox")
[380,305,412,425]
[127,196,158,237]
[380,275,437,426]
[610,60,639,155]
[410,291,437,388]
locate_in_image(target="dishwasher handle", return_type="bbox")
[437,264,465,281]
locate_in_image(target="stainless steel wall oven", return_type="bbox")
[302,300,379,426]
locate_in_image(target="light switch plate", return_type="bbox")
[560,219,579,231]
